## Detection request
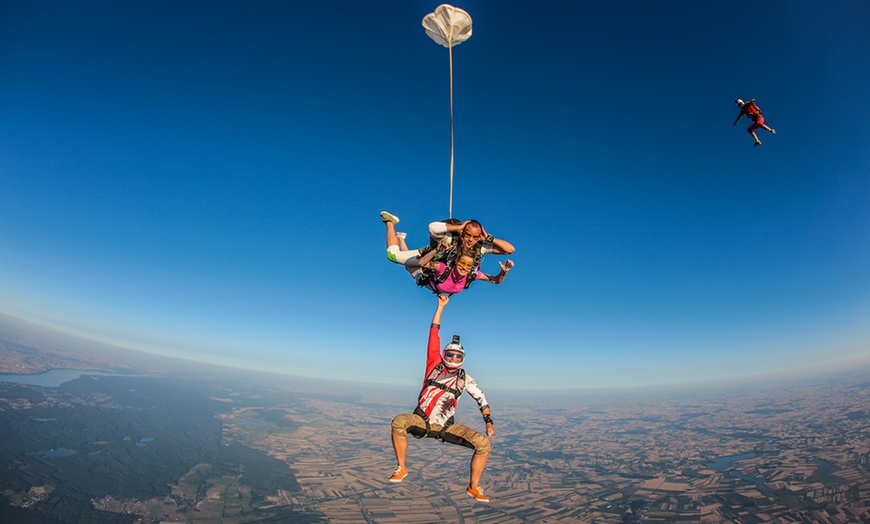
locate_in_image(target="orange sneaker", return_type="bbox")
[389,466,408,483]
[466,485,489,502]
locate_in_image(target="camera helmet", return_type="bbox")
[442,335,465,369]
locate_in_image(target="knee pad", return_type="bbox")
[387,246,400,264]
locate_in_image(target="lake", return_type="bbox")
[707,452,764,483]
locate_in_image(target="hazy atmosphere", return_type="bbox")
[2,0,869,389]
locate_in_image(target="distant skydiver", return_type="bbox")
[388,294,495,502]
[380,211,514,295]
[733,99,776,147]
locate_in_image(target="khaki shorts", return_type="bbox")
[391,413,492,455]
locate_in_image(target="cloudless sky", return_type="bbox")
[2,1,869,390]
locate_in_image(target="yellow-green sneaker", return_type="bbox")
[380,211,399,225]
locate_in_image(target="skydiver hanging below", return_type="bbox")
[388,294,495,502]
[733,99,776,147]
[380,211,514,296]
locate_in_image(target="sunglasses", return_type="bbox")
[444,351,464,360]
[461,231,481,239]
[456,261,474,269]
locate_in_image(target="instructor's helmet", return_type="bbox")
[735,99,745,107]
[442,335,465,369]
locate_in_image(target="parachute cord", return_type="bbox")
[448,42,455,220]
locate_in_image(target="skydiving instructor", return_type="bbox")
[388,294,495,503]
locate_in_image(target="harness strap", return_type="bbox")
[425,378,463,398]
[412,365,465,442]
[412,406,430,439]
[416,238,484,290]
[412,406,454,442]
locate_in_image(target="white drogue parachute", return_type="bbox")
[422,4,472,48]
[422,4,473,219]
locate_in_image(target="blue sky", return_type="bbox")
[2,1,868,390]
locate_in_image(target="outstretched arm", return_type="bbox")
[475,260,514,285]
[426,295,449,372]
[432,294,449,326]
[732,110,745,126]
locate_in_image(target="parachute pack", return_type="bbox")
[740,99,762,118]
